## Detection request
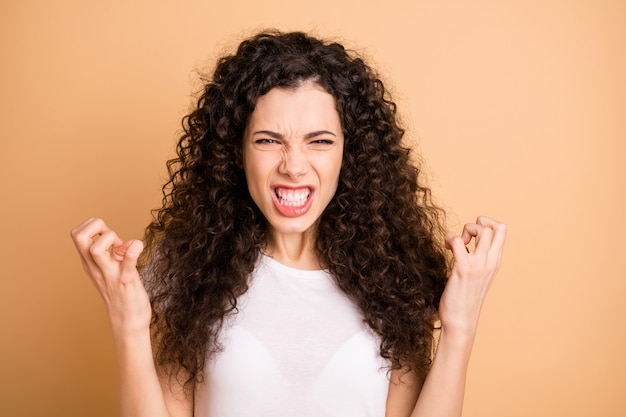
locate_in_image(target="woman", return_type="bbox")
[71,30,506,417]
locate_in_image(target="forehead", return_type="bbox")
[247,81,341,133]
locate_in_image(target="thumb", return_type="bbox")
[120,240,144,275]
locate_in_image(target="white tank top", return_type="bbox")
[194,253,390,417]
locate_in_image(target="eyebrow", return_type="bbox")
[251,130,337,139]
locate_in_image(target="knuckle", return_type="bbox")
[70,228,87,243]
[452,235,465,245]
[88,244,106,258]
[455,263,472,277]
[485,257,500,272]
[476,215,494,226]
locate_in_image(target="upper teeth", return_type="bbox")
[276,188,310,205]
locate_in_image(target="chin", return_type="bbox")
[269,217,318,236]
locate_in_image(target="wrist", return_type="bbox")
[108,318,151,346]
[105,305,152,338]
[438,324,477,352]
[110,326,153,362]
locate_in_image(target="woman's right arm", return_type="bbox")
[70,218,193,417]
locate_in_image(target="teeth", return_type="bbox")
[275,188,311,206]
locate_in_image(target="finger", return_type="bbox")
[460,223,481,246]
[478,217,507,245]
[70,217,96,235]
[476,216,501,229]
[89,230,124,273]
[71,218,111,251]
[475,218,509,259]
[444,232,470,266]
[71,217,108,237]
[111,240,133,262]
[120,240,144,276]
[488,224,507,264]
[492,222,507,252]
[71,218,113,275]
[444,230,459,250]
[473,226,493,258]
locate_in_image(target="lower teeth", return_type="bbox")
[280,198,306,206]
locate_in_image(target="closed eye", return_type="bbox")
[308,138,336,149]
[254,138,281,145]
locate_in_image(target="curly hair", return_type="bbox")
[139,30,449,391]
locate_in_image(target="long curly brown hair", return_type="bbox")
[139,30,449,391]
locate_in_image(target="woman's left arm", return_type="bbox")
[387,216,507,417]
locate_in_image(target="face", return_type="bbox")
[243,80,344,239]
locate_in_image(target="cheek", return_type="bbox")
[329,151,344,183]
[245,166,262,196]
[243,155,273,195]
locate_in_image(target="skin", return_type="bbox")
[70,81,507,417]
[242,80,344,270]
[70,218,189,417]
[387,216,507,417]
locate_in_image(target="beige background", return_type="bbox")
[1,0,625,416]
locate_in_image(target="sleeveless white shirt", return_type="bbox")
[194,253,390,417]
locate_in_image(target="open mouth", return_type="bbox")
[274,187,312,207]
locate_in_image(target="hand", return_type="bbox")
[70,218,151,337]
[438,216,507,338]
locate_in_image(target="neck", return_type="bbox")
[264,229,321,270]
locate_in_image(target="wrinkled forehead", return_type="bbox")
[245,80,342,137]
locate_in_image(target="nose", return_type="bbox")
[279,146,309,178]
